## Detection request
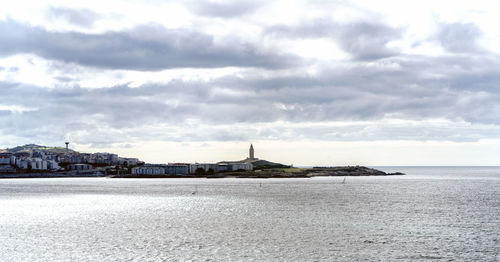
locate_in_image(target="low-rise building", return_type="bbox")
[70,154,87,164]
[217,163,230,172]
[16,158,29,169]
[165,164,189,175]
[189,163,219,174]
[47,160,59,170]
[0,153,12,165]
[123,158,139,166]
[217,161,253,171]
[131,165,165,175]
[29,158,48,170]
[229,162,253,171]
[68,164,93,171]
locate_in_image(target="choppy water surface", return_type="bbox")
[0,167,499,261]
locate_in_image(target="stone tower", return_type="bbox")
[249,144,254,159]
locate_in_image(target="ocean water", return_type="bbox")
[0,167,499,261]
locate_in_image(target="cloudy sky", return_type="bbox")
[1,0,500,165]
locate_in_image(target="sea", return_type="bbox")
[0,167,498,261]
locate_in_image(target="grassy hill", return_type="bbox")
[245,159,290,169]
[6,144,74,154]
[219,158,290,170]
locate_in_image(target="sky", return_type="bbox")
[1,0,500,166]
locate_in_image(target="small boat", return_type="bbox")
[342,177,346,184]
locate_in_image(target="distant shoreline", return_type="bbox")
[0,166,404,179]
[0,171,107,179]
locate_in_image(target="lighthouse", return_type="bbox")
[249,144,255,159]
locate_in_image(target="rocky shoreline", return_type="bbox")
[115,166,404,179]
[307,166,405,177]
[217,166,405,178]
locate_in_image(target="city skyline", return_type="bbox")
[1,1,500,165]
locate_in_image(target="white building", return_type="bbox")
[30,158,48,170]
[131,166,165,175]
[217,162,253,172]
[124,158,139,166]
[0,153,11,165]
[230,162,253,171]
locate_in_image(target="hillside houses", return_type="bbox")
[0,146,140,173]
[0,144,256,176]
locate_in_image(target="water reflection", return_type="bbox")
[0,168,499,261]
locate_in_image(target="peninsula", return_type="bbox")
[0,143,404,178]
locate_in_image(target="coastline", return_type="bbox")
[1,166,404,179]
[0,170,107,179]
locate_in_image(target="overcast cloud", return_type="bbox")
[46,6,101,27]
[0,19,298,70]
[1,0,500,164]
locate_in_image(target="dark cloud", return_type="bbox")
[47,6,100,27]
[0,20,299,70]
[2,46,500,146]
[338,22,401,60]
[438,22,483,53]
[54,76,74,82]
[266,19,402,60]
[189,0,263,17]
